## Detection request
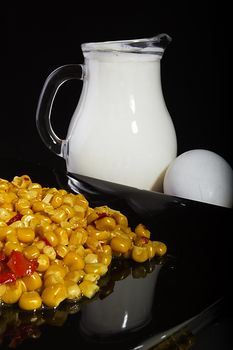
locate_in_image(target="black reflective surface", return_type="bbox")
[0,156,232,350]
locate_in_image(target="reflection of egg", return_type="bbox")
[163,149,233,208]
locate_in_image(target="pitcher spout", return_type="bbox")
[150,33,172,49]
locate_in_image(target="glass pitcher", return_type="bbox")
[36,34,177,192]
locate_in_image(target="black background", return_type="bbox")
[2,3,231,173]
[1,5,233,349]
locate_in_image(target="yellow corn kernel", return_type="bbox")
[135,223,151,239]
[112,229,132,241]
[32,201,48,212]
[85,237,100,252]
[73,205,86,218]
[74,244,85,257]
[84,253,98,264]
[83,273,100,283]
[0,226,10,241]
[23,245,40,260]
[126,230,137,241]
[34,240,46,251]
[44,264,67,279]
[84,263,108,276]
[56,244,69,258]
[86,211,99,225]
[69,229,85,246]
[54,227,69,245]
[0,220,7,227]
[53,258,69,270]
[100,244,112,255]
[63,251,83,267]
[0,179,10,191]
[34,213,52,225]
[89,229,110,241]
[132,246,149,263]
[0,284,7,298]
[64,270,84,283]
[16,227,35,243]
[62,193,76,207]
[4,241,22,256]
[43,245,56,260]
[68,216,86,229]
[1,280,23,304]
[84,248,94,256]
[97,252,112,266]
[64,280,81,300]
[50,208,67,224]
[153,241,167,256]
[0,208,13,222]
[22,271,42,291]
[69,257,85,271]
[41,283,67,308]
[19,291,42,310]
[36,223,51,236]
[1,202,14,211]
[44,274,64,287]
[6,232,19,243]
[75,194,89,209]
[43,231,58,247]
[21,214,38,228]
[36,253,50,272]
[58,189,67,196]
[95,217,116,231]
[110,236,132,254]
[19,208,33,215]
[51,193,63,208]
[18,188,41,201]
[8,220,23,229]
[28,182,42,190]
[60,204,75,219]
[146,241,156,259]
[14,198,31,213]
[112,211,128,227]
[18,279,27,292]
[0,227,16,241]
[12,175,31,188]
[79,280,99,299]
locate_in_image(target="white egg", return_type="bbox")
[163,149,233,208]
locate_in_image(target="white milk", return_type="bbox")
[66,50,177,191]
[36,36,177,191]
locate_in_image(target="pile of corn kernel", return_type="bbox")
[0,175,167,311]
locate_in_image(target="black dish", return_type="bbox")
[0,156,232,350]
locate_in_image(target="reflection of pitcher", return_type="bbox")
[79,264,162,337]
[36,34,177,191]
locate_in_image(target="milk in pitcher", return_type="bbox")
[36,36,177,191]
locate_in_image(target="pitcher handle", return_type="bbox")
[36,64,84,156]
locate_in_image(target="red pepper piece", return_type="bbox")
[42,238,51,246]
[0,271,16,284]
[141,236,149,244]
[7,251,38,278]
[6,213,23,225]
[97,213,108,219]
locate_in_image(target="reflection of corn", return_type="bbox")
[148,328,195,350]
[0,175,167,310]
